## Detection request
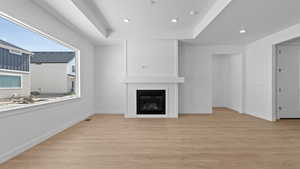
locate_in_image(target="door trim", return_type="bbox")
[273,45,279,121]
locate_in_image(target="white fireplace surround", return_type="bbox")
[122,39,184,118]
[124,78,184,118]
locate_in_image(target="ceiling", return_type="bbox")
[278,37,300,45]
[32,0,300,45]
[186,0,300,45]
[32,0,117,45]
[91,0,218,39]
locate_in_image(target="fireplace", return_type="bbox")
[136,90,166,115]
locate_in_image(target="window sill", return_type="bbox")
[0,68,30,74]
[0,87,22,90]
[0,95,81,119]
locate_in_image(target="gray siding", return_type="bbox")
[0,47,29,72]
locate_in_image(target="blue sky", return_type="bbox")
[0,16,71,51]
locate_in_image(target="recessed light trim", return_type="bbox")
[123,18,130,23]
[171,18,178,23]
[239,29,246,34]
[239,25,247,34]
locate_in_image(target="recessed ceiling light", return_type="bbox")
[171,18,178,23]
[239,28,246,34]
[239,25,247,34]
[189,10,198,15]
[123,18,130,23]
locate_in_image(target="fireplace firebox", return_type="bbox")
[136,90,166,115]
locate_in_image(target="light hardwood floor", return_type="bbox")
[1,108,300,169]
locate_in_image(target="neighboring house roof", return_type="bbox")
[31,52,75,63]
[0,39,32,54]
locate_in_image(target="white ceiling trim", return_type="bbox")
[32,0,119,45]
[192,0,232,38]
[32,0,235,44]
[71,0,110,38]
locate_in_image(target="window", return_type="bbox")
[0,13,80,112]
[0,74,21,88]
[9,49,22,55]
[72,65,76,73]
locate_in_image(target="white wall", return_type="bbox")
[212,55,228,107]
[212,54,243,112]
[95,43,243,115]
[95,40,179,115]
[0,0,95,163]
[95,45,126,114]
[179,45,212,114]
[226,54,243,112]
[31,63,68,93]
[127,39,177,77]
[245,22,300,121]
[179,44,244,114]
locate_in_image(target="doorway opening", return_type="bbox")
[212,53,243,113]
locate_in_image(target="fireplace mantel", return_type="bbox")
[122,76,184,84]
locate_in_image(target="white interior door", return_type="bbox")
[277,45,300,118]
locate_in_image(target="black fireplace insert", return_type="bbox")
[136,90,166,115]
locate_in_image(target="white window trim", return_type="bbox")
[0,43,32,55]
[0,96,80,118]
[0,12,81,114]
[0,72,23,89]
[0,68,30,74]
[9,49,23,55]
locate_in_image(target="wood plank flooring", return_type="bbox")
[1,108,300,169]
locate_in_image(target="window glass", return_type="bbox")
[72,65,75,73]
[0,75,21,88]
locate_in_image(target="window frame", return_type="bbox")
[0,72,23,89]
[0,12,81,114]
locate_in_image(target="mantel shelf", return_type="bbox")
[122,76,184,84]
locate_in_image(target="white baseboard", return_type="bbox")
[0,112,91,164]
[96,112,212,115]
[179,112,213,114]
[95,112,124,114]
[125,114,178,118]
[245,111,273,121]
